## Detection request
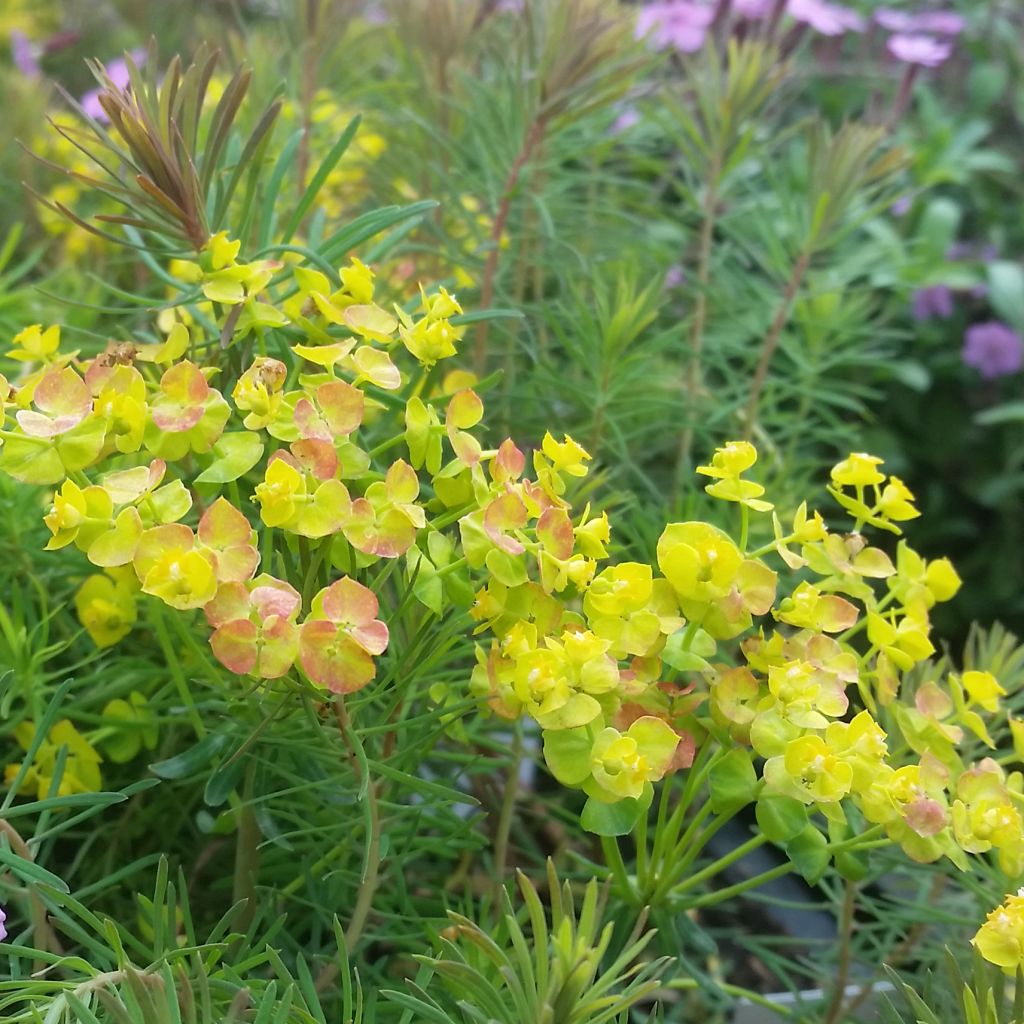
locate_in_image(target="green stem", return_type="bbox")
[493,722,523,880]
[749,531,796,559]
[684,861,792,909]
[232,759,260,934]
[344,779,381,953]
[667,977,794,1019]
[601,835,636,904]
[150,604,206,737]
[673,831,768,895]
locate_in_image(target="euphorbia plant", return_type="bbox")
[4,40,1024,1022]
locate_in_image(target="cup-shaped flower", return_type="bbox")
[254,453,351,538]
[88,363,148,454]
[952,760,1023,874]
[445,389,483,466]
[75,569,138,648]
[146,360,230,459]
[232,356,288,430]
[696,441,773,511]
[585,569,681,659]
[859,757,951,862]
[587,717,680,802]
[4,719,102,799]
[830,453,885,488]
[294,379,364,442]
[710,667,763,743]
[658,522,776,638]
[824,710,888,792]
[766,735,854,810]
[658,521,742,605]
[774,581,858,633]
[888,541,961,608]
[345,459,425,557]
[974,891,1024,974]
[44,480,113,552]
[766,659,849,730]
[133,524,218,609]
[396,286,464,366]
[7,324,61,363]
[299,576,389,693]
[866,607,934,671]
[205,575,301,678]
[16,366,91,438]
[197,497,260,583]
[399,312,463,367]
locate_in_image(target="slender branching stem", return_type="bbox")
[823,879,858,1024]
[474,116,547,376]
[344,779,381,954]
[331,696,384,954]
[232,759,260,934]
[676,149,723,488]
[742,248,811,438]
[602,835,637,904]
[668,977,795,1019]
[493,721,523,880]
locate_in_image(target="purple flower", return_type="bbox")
[80,49,146,122]
[875,9,964,35]
[787,0,865,35]
[887,33,953,67]
[734,0,774,17]
[963,321,1024,379]
[0,905,6,942]
[612,107,640,134]
[890,195,913,217]
[10,31,40,78]
[665,264,686,289]
[636,2,715,53]
[947,240,999,263]
[912,285,954,322]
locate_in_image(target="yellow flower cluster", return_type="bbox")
[0,228,1013,890]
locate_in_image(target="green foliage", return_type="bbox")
[385,863,666,1023]
[1,2,1023,1022]
[883,949,1024,1024]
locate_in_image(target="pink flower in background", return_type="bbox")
[665,264,686,289]
[733,0,774,17]
[890,195,914,217]
[10,31,40,78]
[80,49,146,121]
[912,285,955,322]
[963,322,1024,379]
[0,905,6,942]
[612,107,640,134]
[636,2,715,53]
[887,33,953,67]
[875,9,964,35]
[787,0,865,35]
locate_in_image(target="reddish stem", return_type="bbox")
[473,116,547,377]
